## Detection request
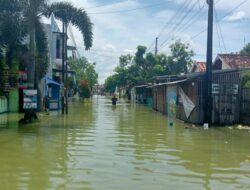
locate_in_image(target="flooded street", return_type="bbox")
[0,96,250,190]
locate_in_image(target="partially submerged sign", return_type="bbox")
[23,90,37,109]
[167,86,177,127]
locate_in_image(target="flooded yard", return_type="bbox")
[0,96,250,190]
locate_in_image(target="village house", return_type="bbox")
[0,15,77,114]
[150,54,250,125]
[190,61,206,73]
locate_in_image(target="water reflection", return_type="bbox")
[0,96,249,190]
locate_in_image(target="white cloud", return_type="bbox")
[225,11,246,21]
[48,0,250,84]
[102,44,116,52]
[123,49,135,54]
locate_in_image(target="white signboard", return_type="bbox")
[23,90,37,109]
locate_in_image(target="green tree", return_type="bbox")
[168,40,194,74]
[104,40,194,96]
[240,43,250,55]
[0,0,26,69]
[241,70,250,88]
[68,57,98,89]
[23,0,93,89]
[0,0,93,120]
[104,75,118,93]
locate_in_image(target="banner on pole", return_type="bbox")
[167,86,177,127]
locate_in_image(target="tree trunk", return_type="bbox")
[27,27,36,89]
[20,26,38,123]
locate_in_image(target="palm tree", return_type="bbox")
[20,0,93,121]
[23,0,93,88]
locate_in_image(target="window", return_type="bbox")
[56,39,60,59]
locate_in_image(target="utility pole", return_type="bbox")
[155,37,158,56]
[65,23,68,114]
[204,0,213,126]
[61,22,65,114]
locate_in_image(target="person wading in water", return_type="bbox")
[111,95,118,105]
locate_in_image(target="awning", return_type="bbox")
[151,79,188,87]
[134,85,148,88]
[45,77,61,86]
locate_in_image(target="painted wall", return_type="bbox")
[0,97,8,113]
[9,89,19,112]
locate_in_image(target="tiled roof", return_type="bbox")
[218,54,250,69]
[190,61,206,72]
[195,61,206,72]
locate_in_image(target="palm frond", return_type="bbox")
[46,2,93,50]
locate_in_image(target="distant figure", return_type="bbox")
[43,95,50,114]
[111,95,118,105]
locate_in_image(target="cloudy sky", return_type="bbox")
[50,0,250,83]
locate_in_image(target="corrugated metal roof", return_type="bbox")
[134,85,148,88]
[217,54,250,69]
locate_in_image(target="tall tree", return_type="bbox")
[240,43,250,55]
[0,0,26,69]
[104,40,194,95]
[22,0,93,89]
[67,57,98,89]
[168,40,194,74]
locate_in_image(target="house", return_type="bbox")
[152,69,242,125]
[190,61,206,73]
[213,54,250,70]
[152,75,183,113]
[134,85,153,106]
[42,15,77,111]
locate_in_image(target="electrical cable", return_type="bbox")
[158,1,206,51]
[187,0,249,42]
[146,0,193,52]
[88,2,168,15]
[85,1,126,10]
[68,24,81,58]
[214,7,227,52]
[87,51,120,59]
[158,0,198,50]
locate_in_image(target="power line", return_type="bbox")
[158,0,198,49]
[214,7,227,52]
[158,2,206,51]
[68,24,81,58]
[157,0,193,39]
[88,2,168,15]
[158,0,198,50]
[215,17,223,53]
[85,1,126,10]
[187,0,249,42]
[147,0,193,52]
[87,51,120,59]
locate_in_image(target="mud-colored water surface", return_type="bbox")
[0,96,250,190]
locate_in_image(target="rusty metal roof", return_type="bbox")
[191,61,206,72]
[217,54,250,69]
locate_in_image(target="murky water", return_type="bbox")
[0,96,250,190]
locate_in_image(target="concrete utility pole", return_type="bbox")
[155,37,158,56]
[65,23,68,115]
[61,22,65,115]
[204,0,213,126]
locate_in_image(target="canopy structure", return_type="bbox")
[45,76,60,86]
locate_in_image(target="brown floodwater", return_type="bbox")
[0,96,250,190]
